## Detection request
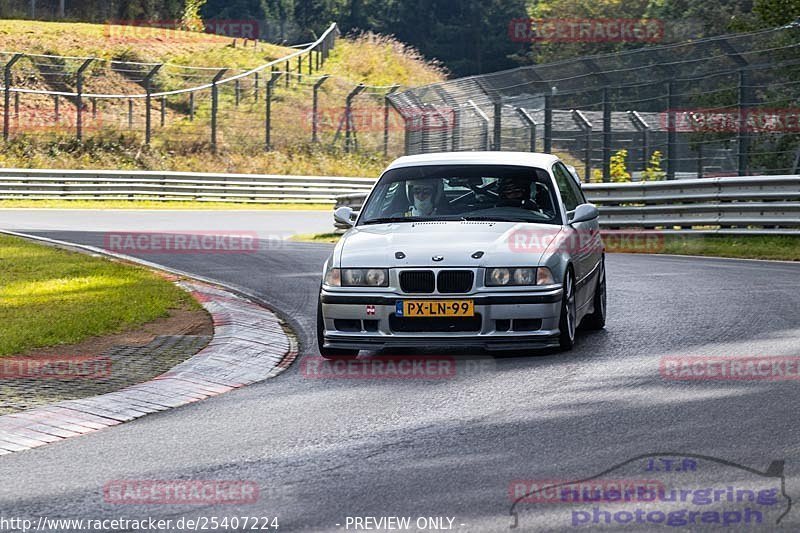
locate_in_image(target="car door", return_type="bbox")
[552,162,599,310]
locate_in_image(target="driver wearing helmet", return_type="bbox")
[406,179,443,217]
[496,176,536,209]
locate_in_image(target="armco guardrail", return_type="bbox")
[333,175,800,234]
[0,169,374,204]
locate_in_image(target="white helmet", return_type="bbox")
[407,179,443,217]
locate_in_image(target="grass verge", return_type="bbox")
[0,234,200,356]
[290,232,342,244]
[656,234,800,261]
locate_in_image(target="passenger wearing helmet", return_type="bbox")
[406,179,443,217]
[496,176,537,209]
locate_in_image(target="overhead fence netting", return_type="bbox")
[388,22,800,179]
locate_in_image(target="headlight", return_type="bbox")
[486,267,550,286]
[487,267,511,286]
[513,268,536,285]
[342,268,389,287]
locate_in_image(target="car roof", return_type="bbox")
[386,151,560,171]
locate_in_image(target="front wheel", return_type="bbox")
[558,269,577,351]
[317,297,359,360]
[582,257,606,330]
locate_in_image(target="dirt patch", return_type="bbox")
[18,303,213,360]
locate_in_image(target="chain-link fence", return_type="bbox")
[0,22,415,158]
[388,22,800,180]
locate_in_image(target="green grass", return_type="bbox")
[0,20,291,70]
[290,232,342,243]
[658,235,800,261]
[0,200,332,210]
[605,234,800,261]
[0,234,198,356]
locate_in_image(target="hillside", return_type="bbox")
[0,20,447,178]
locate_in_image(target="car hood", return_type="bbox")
[338,221,562,268]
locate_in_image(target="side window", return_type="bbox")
[552,164,581,211]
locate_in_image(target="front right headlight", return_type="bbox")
[342,268,389,287]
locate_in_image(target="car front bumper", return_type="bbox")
[319,287,563,351]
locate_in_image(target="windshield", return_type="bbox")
[358,164,562,226]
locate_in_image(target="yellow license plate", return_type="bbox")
[397,300,474,317]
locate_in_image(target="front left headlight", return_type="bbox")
[341,268,389,287]
[485,267,539,286]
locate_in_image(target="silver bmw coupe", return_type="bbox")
[317,152,606,358]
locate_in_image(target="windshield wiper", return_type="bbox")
[361,216,416,225]
[459,216,531,223]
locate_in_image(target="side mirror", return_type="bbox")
[569,203,599,224]
[334,206,357,228]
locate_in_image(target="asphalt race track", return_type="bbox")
[1,210,800,532]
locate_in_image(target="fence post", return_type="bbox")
[602,87,611,182]
[432,87,459,152]
[143,64,162,146]
[128,99,133,129]
[737,69,750,176]
[189,92,194,121]
[308,51,313,75]
[696,142,704,178]
[210,68,228,152]
[297,55,302,83]
[91,98,96,119]
[3,54,22,141]
[312,75,330,143]
[254,72,260,101]
[345,83,366,153]
[627,111,650,172]
[544,92,552,153]
[493,101,502,151]
[666,80,676,180]
[467,99,491,151]
[235,79,241,107]
[265,72,282,150]
[383,85,399,156]
[75,58,93,142]
[160,97,166,127]
[285,61,290,88]
[54,95,60,123]
[572,109,593,181]
[517,108,537,152]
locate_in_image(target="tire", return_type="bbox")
[316,297,359,360]
[558,269,577,351]
[582,257,607,331]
